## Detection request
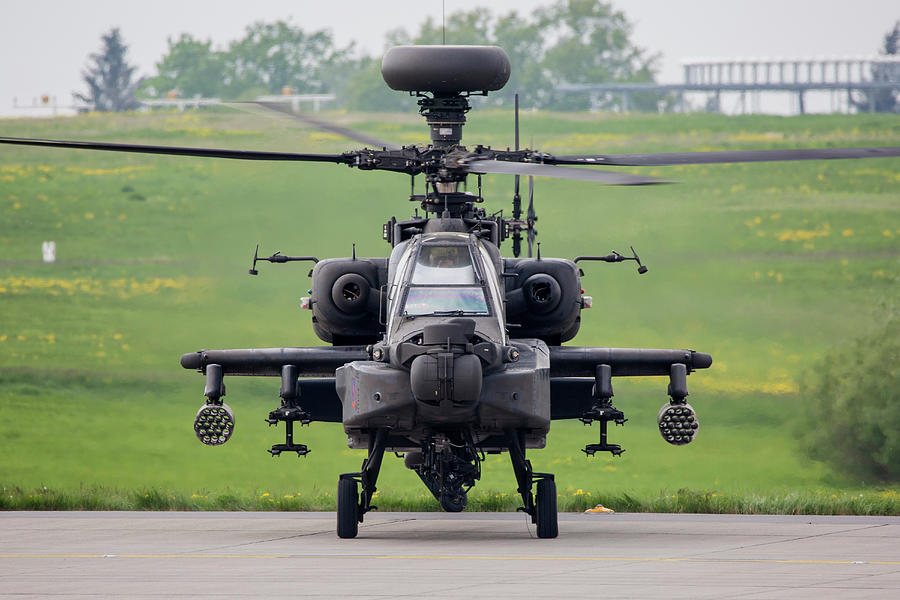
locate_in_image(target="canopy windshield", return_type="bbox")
[402,286,489,316]
[411,244,478,285]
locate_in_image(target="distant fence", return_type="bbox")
[558,55,900,114]
[11,94,337,115]
[682,56,900,87]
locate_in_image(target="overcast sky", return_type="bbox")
[1,0,897,115]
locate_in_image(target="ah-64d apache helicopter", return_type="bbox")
[3,46,899,538]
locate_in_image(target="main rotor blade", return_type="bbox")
[464,159,669,185]
[253,102,401,150]
[0,136,351,164]
[549,146,900,167]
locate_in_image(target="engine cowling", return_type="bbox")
[310,258,386,345]
[504,258,582,345]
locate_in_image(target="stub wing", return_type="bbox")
[548,346,712,378]
[548,346,712,419]
[180,346,368,377]
[180,346,364,424]
[546,346,712,454]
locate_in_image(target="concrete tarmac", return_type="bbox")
[1,511,898,599]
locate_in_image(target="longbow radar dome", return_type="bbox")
[381,45,511,95]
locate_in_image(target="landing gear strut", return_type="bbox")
[506,429,557,539]
[337,428,388,539]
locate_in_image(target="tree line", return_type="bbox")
[84,1,662,112]
[79,1,898,113]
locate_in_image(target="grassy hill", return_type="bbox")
[1,107,898,513]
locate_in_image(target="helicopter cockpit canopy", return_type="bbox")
[389,233,505,343]
[404,243,488,316]
[412,245,477,283]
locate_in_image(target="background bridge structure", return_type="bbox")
[560,55,900,114]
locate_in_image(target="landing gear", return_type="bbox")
[337,428,387,539]
[336,477,358,539]
[506,429,557,539]
[535,478,558,539]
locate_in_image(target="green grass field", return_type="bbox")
[1,107,899,513]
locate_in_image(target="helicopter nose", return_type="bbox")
[411,353,482,407]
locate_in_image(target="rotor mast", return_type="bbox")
[382,45,510,219]
[419,94,470,150]
[415,93,474,217]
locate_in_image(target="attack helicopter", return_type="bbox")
[2,45,899,539]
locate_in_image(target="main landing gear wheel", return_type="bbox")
[337,477,359,539]
[535,478,558,539]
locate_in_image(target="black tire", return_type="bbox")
[337,478,359,539]
[535,479,558,539]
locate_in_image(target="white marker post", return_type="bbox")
[41,241,56,263]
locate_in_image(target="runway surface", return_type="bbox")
[1,511,898,599]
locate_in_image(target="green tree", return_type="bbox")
[409,11,493,46]
[800,310,900,482]
[535,0,659,110]
[74,28,142,111]
[139,34,225,99]
[338,56,408,112]
[372,2,658,111]
[489,12,547,108]
[223,21,350,99]
[850,21,899,113]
